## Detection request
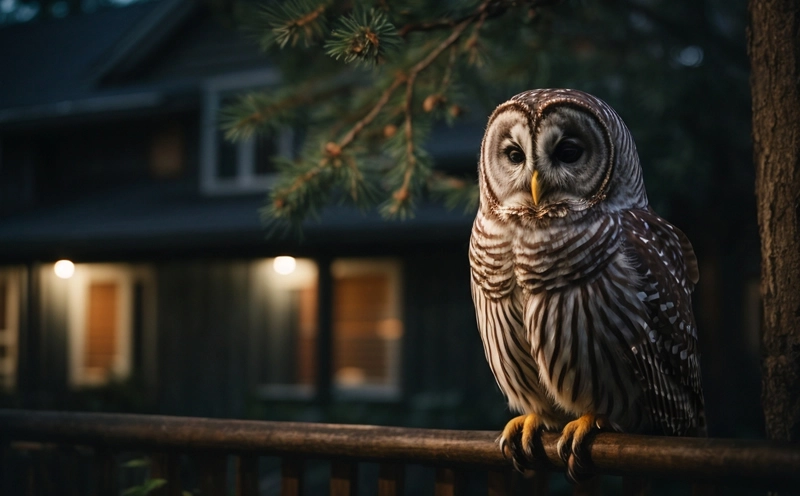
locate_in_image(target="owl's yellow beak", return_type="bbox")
[531,170,540,206]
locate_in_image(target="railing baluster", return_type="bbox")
[197,453,227,496]
[92,448,115,496]
[330,460,358,496]
[281,457,304,496]
[235,455,259,496]
[58,446,80,496]
[0,443,7,496]
[572,476,600,496]
[487,469,511,496]
[691,482,716,495]
[622,476,650,496]
[150,452,182,496]
[378,462,404,496]
[434,467,462,496]
[25,450,37,496]
[510,470,549,496]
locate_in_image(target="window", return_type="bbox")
[84,282,121,381]
[254,257,319,399]
[332,259,403,398]
[254,257,403,400]
[0,268,20,391]
[66,264,154,387]
[200,70,292,194]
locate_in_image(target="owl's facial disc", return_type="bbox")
[480,107,536,210]
[532,107,610,208]
[532,137,586,205]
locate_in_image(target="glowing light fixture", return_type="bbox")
[54,260,75,279]
[273,256,297,275]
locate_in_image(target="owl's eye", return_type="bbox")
[553,141,584,163]
[506,147,525,164]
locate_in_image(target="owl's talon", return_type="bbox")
[499,437,511,459]
[498,414,543,472]
[557,413,610,483]
[567,454,594,483]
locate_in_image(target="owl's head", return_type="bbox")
[478,89,648,219]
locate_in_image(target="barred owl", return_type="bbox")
[469,89,705,479]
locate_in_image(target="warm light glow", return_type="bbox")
[54,260,75,279]
[273,256,297,275]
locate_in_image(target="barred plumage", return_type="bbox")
[470,89,705,476]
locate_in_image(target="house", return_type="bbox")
[0,0,505,426]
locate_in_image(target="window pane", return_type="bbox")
[84,282,119,382]
[0,281,6,330]
[332,259,403,395]
[0,280,7,390]
[254,132,279,176]
[0,270,19,391]
[258,258,318,396]
[217,131,238,179]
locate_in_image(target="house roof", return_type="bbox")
[0,182,473,261]
[0,2,160,119]
[0,0,269,126]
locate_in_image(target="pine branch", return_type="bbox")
[221,84,348,141]
[337,76,406,150]
[258,0,329,49]
[325,8,401,66]
[385,17,474,217]
[230,0,559,226]
[269,76,405,221]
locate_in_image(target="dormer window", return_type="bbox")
[200,70,291,195]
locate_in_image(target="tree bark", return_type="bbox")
[748,0,800,442]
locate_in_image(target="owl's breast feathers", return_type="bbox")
[470,207,705,436]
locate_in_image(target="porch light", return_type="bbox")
[54,260,75,279]
[273,256,297,275]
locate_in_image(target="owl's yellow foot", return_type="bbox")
[498,414,543,473]
[557,413,611,483]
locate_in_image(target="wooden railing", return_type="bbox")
[0,409,799,495]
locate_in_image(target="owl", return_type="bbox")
[469,89,705,480]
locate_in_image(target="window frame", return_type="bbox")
[199,69,293,195]
[65,263,156,388]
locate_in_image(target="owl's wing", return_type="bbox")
[622,208,706,436]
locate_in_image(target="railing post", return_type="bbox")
[281,457,304,496]
[378,462,404,496]
[434,467,463,496]
[330,460,358,496]
[235,455,259,496]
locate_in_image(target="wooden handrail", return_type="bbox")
[1,409,799,490]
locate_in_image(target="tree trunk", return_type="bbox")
[748,0,800,442]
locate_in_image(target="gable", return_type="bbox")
[0,0,269,126]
